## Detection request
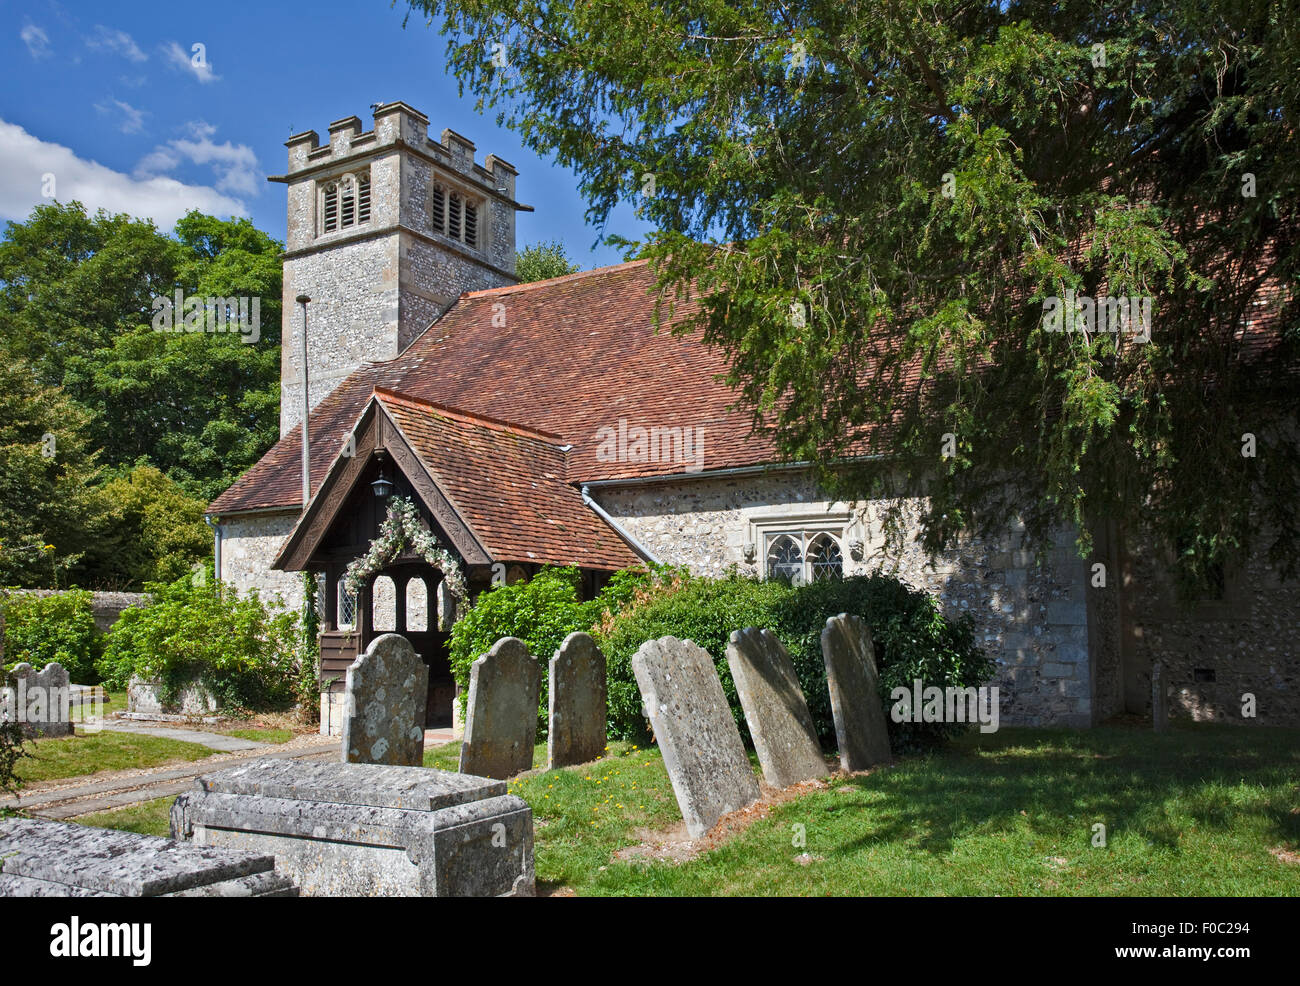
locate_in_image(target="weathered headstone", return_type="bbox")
[632,636,760,838]
[172,758,534,897]
[820,613,892,770]
[459,637,541,779]
[1,662,71,738]
[0,816,298,896]
[341,633,428,766]
[1151,661,1167,732]
[548,632,607,769]
[726,628,827,788]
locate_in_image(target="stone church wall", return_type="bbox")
[592,471,1098,727]
[218,511,304,612]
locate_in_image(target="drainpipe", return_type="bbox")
[581,485,660,565]
[296,294,312,510]
[205,515,222,584]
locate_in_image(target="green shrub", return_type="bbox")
[0,717,28,796]
[448,565,680,732]
[1,589,104,683]
[599,571,995,752]
[97,567,304,713]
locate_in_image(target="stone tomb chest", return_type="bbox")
[171,758,534,897]
[0,816,298,897]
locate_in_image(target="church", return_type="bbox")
[206,100,1299,734]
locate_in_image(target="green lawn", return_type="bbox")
[82,725,1300,896]
[75,796,176,838]
[14,728,215,785]
[221,727,294,744]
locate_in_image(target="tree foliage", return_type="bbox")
[405,0,1300,585]
[0,203,282,502]
[515,239,580,282]
[0,355,107,587]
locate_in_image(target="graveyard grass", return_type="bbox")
[429,725,1299,896]
[14,728,215,785]
[75,796,175,838]
[78,724,1299,895]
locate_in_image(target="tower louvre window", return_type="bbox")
[340,177,356,228]
[323,183,339,232]
[319,169,371,236]
[448,192,462,241]
[464,200,477,248]
[431,181,483,250]
[432,184,445,231]
[357,174,371,224]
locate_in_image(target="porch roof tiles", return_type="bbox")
[375,389,642,570]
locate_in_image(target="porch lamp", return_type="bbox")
[371,451,395,499]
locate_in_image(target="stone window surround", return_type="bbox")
[747,511,854,581]
[317,168,371,237]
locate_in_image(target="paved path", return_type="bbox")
[3,735,340,821]
[4,724,462,822]
[98,719,269,753]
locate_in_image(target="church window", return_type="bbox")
[431,181,483,249]
[764,530,845,584]
[338,582,357,630]
[319,170,371,236]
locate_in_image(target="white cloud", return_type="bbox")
[95,98,146,134]
[161,40,219,84]
[21,23,50,59]
[86,25,147,63]
[0,119,246,228]
[135,121,259,196]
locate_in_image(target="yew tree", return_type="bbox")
[405,0,1299,586]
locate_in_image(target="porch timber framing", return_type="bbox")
[273,395,492,572]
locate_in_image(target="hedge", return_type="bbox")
[599,571,995,752]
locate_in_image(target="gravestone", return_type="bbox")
[820,613,892,770]
[1151,661,1167,732]
[0,816,297,896]
[459,637,540,779]
[548,632,607,769]
[1,662,72,738]
[726,628,827,788]
[632,636,760,838]
[173,758,533,896]
[341,633,428,766]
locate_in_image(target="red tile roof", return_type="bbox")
[209,260,775,518]
[374,389,641,570]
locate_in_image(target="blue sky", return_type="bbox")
[1,0,649,269]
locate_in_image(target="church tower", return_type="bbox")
[275,101,524,435]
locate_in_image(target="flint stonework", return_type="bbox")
[341,633,428,766]
[726,628,827,788]
[0,816,297,896]
[548,632,607,769]
[1,662,71,738]
[820,613,892,770]
[1152,661,1167,732]
[632,636,760,838]
[459,637,541,779]
[172,758,534,896]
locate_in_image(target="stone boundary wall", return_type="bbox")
[4,590,147,633]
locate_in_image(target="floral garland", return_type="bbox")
[344,497,468,611]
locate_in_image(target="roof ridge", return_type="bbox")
[461,258,651,299]
[373,387,568,444]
